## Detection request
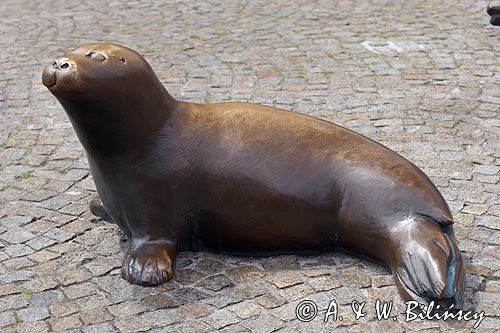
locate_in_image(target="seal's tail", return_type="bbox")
[391,216,465,309]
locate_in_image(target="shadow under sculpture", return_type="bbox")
[42,43,465,308]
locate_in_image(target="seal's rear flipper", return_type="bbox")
[487,5,500,26]
[417,212,453,227]
[89,197,113,222]
[390,216,465,309]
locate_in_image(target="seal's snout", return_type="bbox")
[51,59,71,70]
[42,57,77,90]
[42,67,56,87]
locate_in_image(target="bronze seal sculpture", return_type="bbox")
[42,43,465,308]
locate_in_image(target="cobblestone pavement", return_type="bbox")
[0,0,499,332]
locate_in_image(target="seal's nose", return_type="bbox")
[43,57,75,88]
[51,59,71,70]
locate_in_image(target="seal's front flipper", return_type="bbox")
[121,240,176,286]
[390,217,465,309]
[89,197,112,222]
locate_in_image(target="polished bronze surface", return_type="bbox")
[43,43,465,308]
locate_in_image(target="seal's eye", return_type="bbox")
[86,51,106,61]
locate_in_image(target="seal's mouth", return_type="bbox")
[42,70,57,88]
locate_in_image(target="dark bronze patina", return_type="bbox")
[42,43,465,308]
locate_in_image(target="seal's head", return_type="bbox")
[42,43,158,101]
[42,43,174,151]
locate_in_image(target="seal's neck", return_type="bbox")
[59,81,178,156]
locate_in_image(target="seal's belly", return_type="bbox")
[192,168,341,253]
[195,204,338,253]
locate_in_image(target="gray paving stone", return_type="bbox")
[140,308,179,328]
[202,292,243,309]
[279,283,315,301]
[267,271,303,289]
[308,274,342,291]
[476,215,500,230]
[255,294,286,309]
[174,268,206,284]
[17,306,50,322]
[196,274,234,291]
[115,316,152,332]
[240,313,285,332]
[227,300,262,319]
[0,148,26,161]
[194,258,226,275]
[0,270,34,283]
[24,236,56,251]
[227,265,267,283]
[2,257,34,270]
[0,311,16,327]
[83,257,119,277]
[29,290,65,307]
[81,322,116,333]
[61,281,96,299]
[170,320,213,333]
[204,309,240,329]
[4,244,34,257]
[48,314,82,332]
[43,228,75,243]
[108,300,145,317]
[0,228,35,244]
[13,321,49,333]
[49,300,80,317]
[0,294,29,312]
[474,164,500,175]
[80,307,113,325]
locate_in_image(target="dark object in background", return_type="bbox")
[487,5,500,25]
[42,43,466,309]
